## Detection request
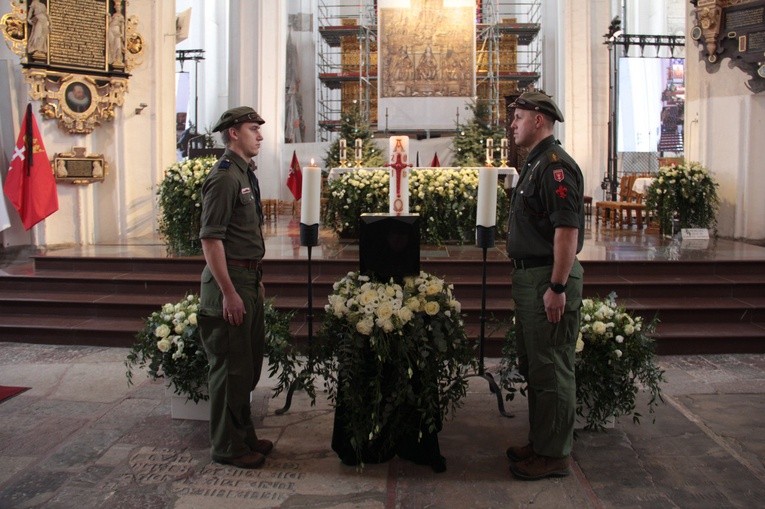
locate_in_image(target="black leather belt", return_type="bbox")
[511,256,554,269]
[226,258,262,271]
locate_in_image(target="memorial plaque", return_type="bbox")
[54,146,107,184]
[691,0,765,93]
[48,0,108,72]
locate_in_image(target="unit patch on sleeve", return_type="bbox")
[555,184,568,199]
[553,168,565,182]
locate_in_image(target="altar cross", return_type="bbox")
[385,151,412,214]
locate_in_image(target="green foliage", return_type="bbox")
[157,157,217,255]
[500,293,665,431]
[644,161,720,235]
[451,101,507,167]
[319,271,477,466]
[125,295,301,403]
[323,168,509,243]
[324,105,384,169]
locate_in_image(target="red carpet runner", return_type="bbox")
[0,385,29,403]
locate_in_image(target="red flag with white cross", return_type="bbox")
[3,104,59,230]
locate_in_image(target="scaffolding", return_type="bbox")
[316,0,541,140]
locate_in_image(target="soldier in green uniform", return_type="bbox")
[198,106,273,469]
[504,91,585,480]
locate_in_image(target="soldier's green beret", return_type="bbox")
[212,106,265,132]
[510,91,564,123]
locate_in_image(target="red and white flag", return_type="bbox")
[430,152,440,167]
[286,150,302,201]
[3,104,59,230]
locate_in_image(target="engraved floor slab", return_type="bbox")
[1,344,764,508]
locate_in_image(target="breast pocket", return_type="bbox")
[237,191,257,223]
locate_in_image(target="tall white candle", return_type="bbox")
[354,138,363,161]
[485,138,493,165]
[339,138,347,162]
[477,166,499,227]
[500,138,508,161]
[300,159,321,225]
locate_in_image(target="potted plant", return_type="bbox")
[157,156,217,255]
[125,294,301,406]
[500,293,665,430]
[644,160,720,236]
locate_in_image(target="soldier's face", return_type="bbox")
[510,109,538,148]
[230,123,263,158]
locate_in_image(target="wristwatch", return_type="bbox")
[549,282,567,294]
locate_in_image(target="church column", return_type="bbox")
[556,0,612,200]
[228,0,287,200]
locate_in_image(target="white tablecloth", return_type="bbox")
[632,177,655,195]
[327,166,518,182]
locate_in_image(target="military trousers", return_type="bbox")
[511,259,583,458]
[198,264,265,460]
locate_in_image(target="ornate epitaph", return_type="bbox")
[1,0,146,133]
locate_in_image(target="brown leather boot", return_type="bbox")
[213,451,266,469]
[252,439,274,456]
[509,454,570,480]
[506,443,534,462]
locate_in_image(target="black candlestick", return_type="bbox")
[473,225,513,418]
[276,222,319,414]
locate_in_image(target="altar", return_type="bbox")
[328,165,519,184]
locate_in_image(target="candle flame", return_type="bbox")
[310,158,315,166]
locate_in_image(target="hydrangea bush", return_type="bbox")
[501,293,665,430]
[157,156,217,255]
[324,169,509,244]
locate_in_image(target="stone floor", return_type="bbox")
[1,343,764,508]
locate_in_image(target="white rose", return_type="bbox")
[157,339,172,352]
[424,301,440,316]
[592,321,607,335]
[162,303,174,313]
[155,324,171,338]
[406,297,420,312]
[356,318,374,336]
[174,323,185,334]
[397,307,414,323]
[449,299,461,313]
[575,337,585,353]
[377,318,395,333]
[624,324,635,335]
[614,349,623,358]
[375,301,394,321]
[615,335,624,343]
[426,282,442,295]
[188,313,197,325]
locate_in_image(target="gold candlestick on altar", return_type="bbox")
[485,138,494,167]
[500,137,508,167]
[339,138,347,167]
[354,138,363,168]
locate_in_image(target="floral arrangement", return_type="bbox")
[323,169,509,244]
[125,294,298,403]
[320,271,477,464]
[500,293,665,430]
[157,156,217,255]
[644,160,720,235]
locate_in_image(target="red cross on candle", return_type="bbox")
[384,152,412,214]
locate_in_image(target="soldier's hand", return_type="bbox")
[543,289,565,323]
[222,292,246,326]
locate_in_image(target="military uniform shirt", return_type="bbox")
[199,149,265,260]
[506,135,584,259]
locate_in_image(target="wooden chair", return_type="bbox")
[595,175,635,227]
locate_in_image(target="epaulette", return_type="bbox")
[218,158,231,170]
